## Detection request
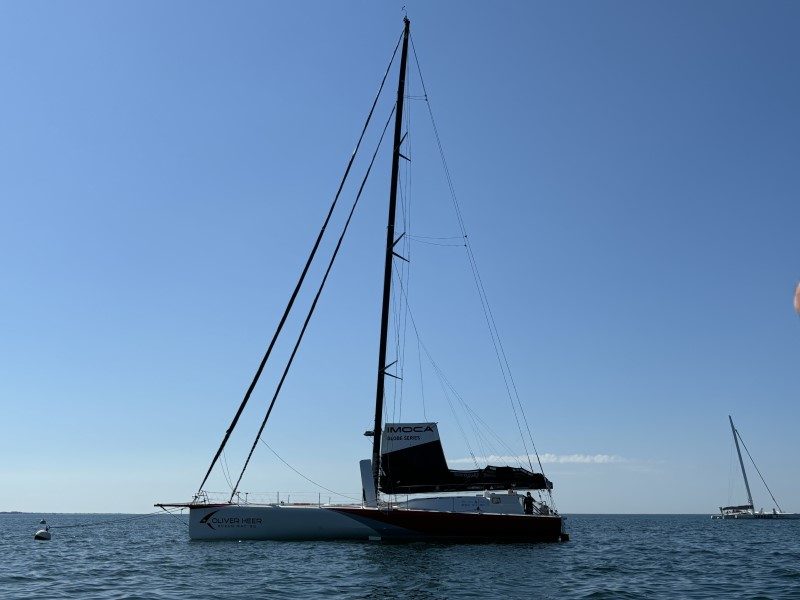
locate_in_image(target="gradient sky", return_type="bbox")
[1,1,798,514]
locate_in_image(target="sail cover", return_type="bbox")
[379,422,552,494]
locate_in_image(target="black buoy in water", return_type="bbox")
[34,519,51,541]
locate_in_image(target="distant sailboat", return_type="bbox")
[712,416,798,519]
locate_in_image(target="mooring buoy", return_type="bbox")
[34,519,51,541]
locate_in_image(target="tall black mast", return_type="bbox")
[372,17,410,495]
[729,415,754,509]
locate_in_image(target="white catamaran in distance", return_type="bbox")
[156,18,568,542]
[712,416,798,520]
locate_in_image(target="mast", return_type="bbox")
[371,17,410,496]
[729,415,754,509]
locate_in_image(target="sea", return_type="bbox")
[1,513,798,599]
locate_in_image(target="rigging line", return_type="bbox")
[398,231,408,422]
[467,250,530,453]
[385,289,400,426]
[409,37,464,231]
[471,422,497,468]
[447,169,534,473]
[229,106,397,502]
[158,506,190,528]
[460,401,528,469]
[389,285,396,423]
[409,235,463,240]
[408,335,490,463]
[466,251,557,505]
[391,179,409,423]
[401,87,420,427]
[220,450,234,491]
[432,362,525,470]
[416,333,427,421]
[390,284,401,423]
[196,33,403,495]
[434,367,481,469]
[466,242,555,508]
[727,434,735,506]
[430,358,480,469]
[394,46,414,424]
[426,349,524,468]
[411,239,466,247]
[399,277,410,422]
[392,268,482,469]
[736,428,783,512]
[469,242,553,501]
[396,181,412,421]
[391,178,412,421]
[393,263,523,471]
[459,384,491,466]
[409,37,532,469]
[412,38,553,505]
[395,277,407,424]
[391,246,409,423]
[398,136,494,468]
[259,440,361,502]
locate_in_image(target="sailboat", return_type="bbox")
[157,18,567,542]
[712,416,798,520]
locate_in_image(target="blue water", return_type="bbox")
[2,513,799,598]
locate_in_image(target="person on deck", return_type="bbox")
[523,492,534,515]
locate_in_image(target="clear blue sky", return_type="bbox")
[1,1,798,513]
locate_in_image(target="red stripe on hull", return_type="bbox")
[332,507,564,542]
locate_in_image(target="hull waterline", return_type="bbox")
[711,512,800,520]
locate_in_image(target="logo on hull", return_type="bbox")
[198,509,264,530]
[200,510,220,530]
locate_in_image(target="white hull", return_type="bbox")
[189,504,375,541]
[184,501,565,542]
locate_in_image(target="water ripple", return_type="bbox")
[2,514,800,598]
